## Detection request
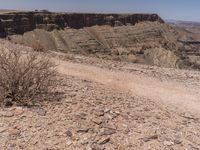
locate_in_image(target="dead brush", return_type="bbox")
[0,48,57,106]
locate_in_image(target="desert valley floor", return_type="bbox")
[1,40,200,150]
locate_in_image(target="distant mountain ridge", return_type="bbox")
[166,19,200,27]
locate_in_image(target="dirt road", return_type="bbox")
[56,59,200,115]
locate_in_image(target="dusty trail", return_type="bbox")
[56,59,200,115]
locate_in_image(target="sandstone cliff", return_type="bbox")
[0,11,164,37]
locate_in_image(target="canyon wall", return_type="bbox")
[9,22,181,68]
[0,11,164,37]
[1,11,199,69]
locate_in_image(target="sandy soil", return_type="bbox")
[1,40,200,149]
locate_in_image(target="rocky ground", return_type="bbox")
[1,40,200,150]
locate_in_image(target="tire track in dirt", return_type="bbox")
[56,59,200,115]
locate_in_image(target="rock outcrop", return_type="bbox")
[9,22,181,68]
[0,19,6,37]
[0,11,164,37]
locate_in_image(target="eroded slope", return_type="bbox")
[9,22,182,68]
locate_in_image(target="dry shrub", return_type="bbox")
[0,48,57,106]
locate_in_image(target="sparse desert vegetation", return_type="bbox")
[0,47,57,106]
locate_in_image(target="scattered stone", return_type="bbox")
[108,112,118,119]
[99,128,116,136]
[94,109,104,117]
[181,113,198,120]
[123,127,130,134]
[104,108,110,113]
[80,137,89,145]
[66,130,73,137]
[92,118,102,125]
[76,112,87,120]
[163,141,174,146]
[8,143,16,148]
[77,128,90,133]
[69,92,77,97]
[98,137,110,145]
[103,123,117,130]
[89,144,105,150]
[141,135,158,142]
[174,139,182,145]
[8,128,21,136]
[35,107,47,116]
[114,111,120,115]
[0,127,7,133]
[155,115,161,119]
[66,140,73,146]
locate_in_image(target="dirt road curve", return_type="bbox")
[56,59,200,115]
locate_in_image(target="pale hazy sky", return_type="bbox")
[0,0,200,21]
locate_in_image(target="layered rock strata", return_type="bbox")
[0,11,164,37]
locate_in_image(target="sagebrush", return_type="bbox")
[0,48,57,105]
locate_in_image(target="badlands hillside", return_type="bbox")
[1,11,200,150]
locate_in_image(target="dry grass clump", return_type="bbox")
[0,48,57,106]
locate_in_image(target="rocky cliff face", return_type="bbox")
[0,11,164,37]
[1,11,199,70]
[0,19,6,37]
